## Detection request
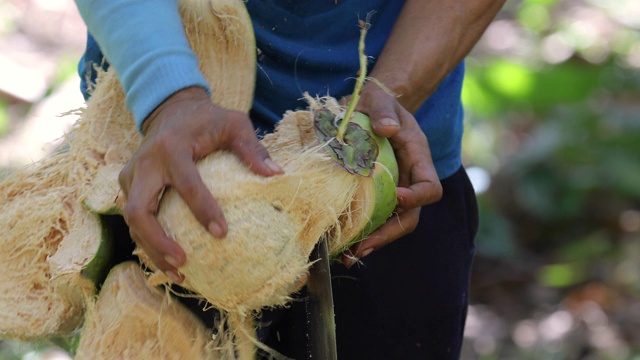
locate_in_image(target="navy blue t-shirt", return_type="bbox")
[78,0,464,179]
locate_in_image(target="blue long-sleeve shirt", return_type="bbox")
[76,0,465,179]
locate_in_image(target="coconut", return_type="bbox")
[1,0,398,355]
[323,111,399,255]
[78,0,398,356]
[0,140,116,339]
[83,101,397,359]
[0,0,257,340]
[154,109,363,315]
[75,262,215,360]
[0,189,88,339]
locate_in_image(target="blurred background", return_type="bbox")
[461,0,640,358]
[0,0,639,359]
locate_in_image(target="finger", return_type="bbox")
[212,111,281,176]
[392,143,439,201]
[124,170,186,275]
[341,207,421,268]
[389,116,443,206]
[169,157,227,238]
[370,116,401,138]
[129,230,184,284]
[397,179,442,209]
[395,149,442,208]
[388,117,428,160]
[354,93,401,139]
[364,106,401,139]
[231,124,284,176]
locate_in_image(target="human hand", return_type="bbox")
[341,84,443,268]
[118,87,283,282]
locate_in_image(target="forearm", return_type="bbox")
[370,0,506,113]
[75,0,210,131]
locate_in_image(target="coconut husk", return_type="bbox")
[0,0,257,340]
[75,262,215,360]
[0,187,99,339]
[1,0,392,355]
[154,109,362,315]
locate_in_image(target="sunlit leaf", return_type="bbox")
[538,263,585,288]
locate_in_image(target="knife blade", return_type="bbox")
[305,236,338,359]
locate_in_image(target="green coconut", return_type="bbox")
[73,0,399,358]
[322,111,399,255]
[290,98,400,256]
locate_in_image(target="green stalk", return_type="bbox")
[336,20,369,142]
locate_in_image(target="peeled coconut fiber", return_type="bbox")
[0,142,114,339]
[75,262,216,360]
[79,0,399,357]
[146,97,398,314]
[0,0,257,341]
[1,0,399,357]
[77,0,397,314]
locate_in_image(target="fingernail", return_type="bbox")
[166,270,181,284]
[209,221,224,238]
[361,248,374,258]
[165,255,180,268]
[380,117,399,127]
[264,158,283,173]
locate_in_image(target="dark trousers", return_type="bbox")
[261,166,479,359]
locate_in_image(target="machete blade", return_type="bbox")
[306,236,338,359]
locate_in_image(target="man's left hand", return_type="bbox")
[341,84,442,268]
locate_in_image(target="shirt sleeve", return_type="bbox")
[74,0,211,131]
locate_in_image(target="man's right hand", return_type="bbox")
[118,87,283,283]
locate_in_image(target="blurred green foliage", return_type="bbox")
[0,340,63,360]
[462,0,640,358]
[45,56,81,98]
[463,0,640,260]
[463,59,605,116]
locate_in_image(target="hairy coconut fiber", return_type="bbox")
[79,1,393,355]
[0,0,396,355]
[0,0,256,340]
[283,97,399,256]
[0,144,112,340]
[0,188,98,339]
[154,109,363,315]
[75,262,216,360]
[86,102,391,359]
[81,0,256,212]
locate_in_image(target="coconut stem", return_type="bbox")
[336,20,369,142]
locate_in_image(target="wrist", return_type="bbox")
[364,73,423,114]
[141,86,210,135]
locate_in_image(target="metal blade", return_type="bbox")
[306,236,338,360]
